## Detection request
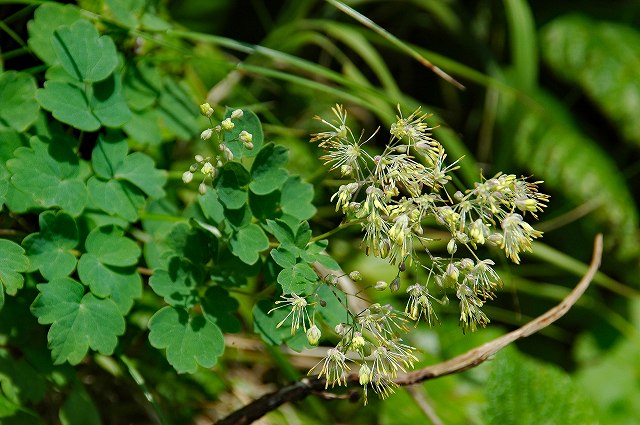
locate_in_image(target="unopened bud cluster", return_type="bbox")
[182,103,254,193]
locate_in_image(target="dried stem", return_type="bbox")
[215,234,603,425]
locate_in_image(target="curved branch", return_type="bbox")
[215,234,603,425]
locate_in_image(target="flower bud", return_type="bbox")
[444,263,459,285]
[231,109,244,119]
[359,364,372,385]
[198,182,207,194]
[374,280,388,291]
[199,102,214,117]
[340,164,352,176]
[200,128,213,140]
[351,333,366,351]
[390,277,400,292]
[243,141,254,150]
[239,130,252,143]
[182,171,193,183]
[221,118,234,131]
[195,154,204,162]
[349,271,362,281]
[447,238,457,255]
[306,324,321,346]
[201,162,214,175]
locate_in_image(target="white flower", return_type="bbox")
[182,171,193,183]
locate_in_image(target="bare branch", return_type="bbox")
[215,235,603,425]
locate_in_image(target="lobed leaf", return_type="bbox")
[77,254,142,314]
[149,257,203,309]
[0,240,30,311]
[21,211,79,280]
[84,225,141,267]
[30,277,125,365]
[27,3,83,65]
[215,162,250,209]
[7,136,87,216]
[229,223,269,265]
[280,176,316,220]
[249,143,289,195]
[148,306,224,374]
[52,20,118,83]
[201,286,241,333]
[0,71,40,132]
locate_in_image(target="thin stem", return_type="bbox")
[119,355,170,425]
[308,219,363,244]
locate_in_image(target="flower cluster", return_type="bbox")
[311,105,548,333]
[309,303,417,404]
[182,103,254,193]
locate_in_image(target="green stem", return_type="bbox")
[119,355,170,425]
[308,219,363,244]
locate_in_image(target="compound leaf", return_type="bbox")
[0,71,39,132]
[36,81,101,131]
[30,277,125,365]
[0,240,30,310]
[148,306,224,374]
[84,225,140,267]
[21,211,78,280]
[249,143,289,195]
[87,177,145,222]
[52,20,118,83]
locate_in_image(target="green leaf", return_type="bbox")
[87,177,145,222]
[91,134,166,198]
[36,73,131,132]
[201,286,241,333]
[0,351,46,405]
[264,219,295,244]
[223,108,264,159]
[90,73,132,128]
[148,306,224,374]
[223,204,252,230]
[122,61,161,111]
[271,246,298,269]
[59,384,101,425]
[21,211,79,280]
[215,162,250,209]
[248,190,281,221]
[30,277,125,365]
[277,262,318,294]
[156,78,199,140]
[316,285,347,328]
[7,136,87,216]
[77,254,141,314]
[484,347,597,424]
[294,220,311,248]
[123,109,162,146]
[84,225,141,267]
[36,81,101,131]
[249,143,289,195]
[52,20,118,82]
[541,15,640,146]
[229,223,269,265]
[0,72,39,132]
[252,299,291,345]
[149,257,202,309]
[27,3,83,65]
[165,222,215,265]
[198,189,225,224]
[115,152,166,198]
[0,240,29,311]
[280,176,316,220]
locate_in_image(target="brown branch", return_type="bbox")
[215,234,603,425]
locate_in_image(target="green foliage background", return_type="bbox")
[1,0,640,423]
